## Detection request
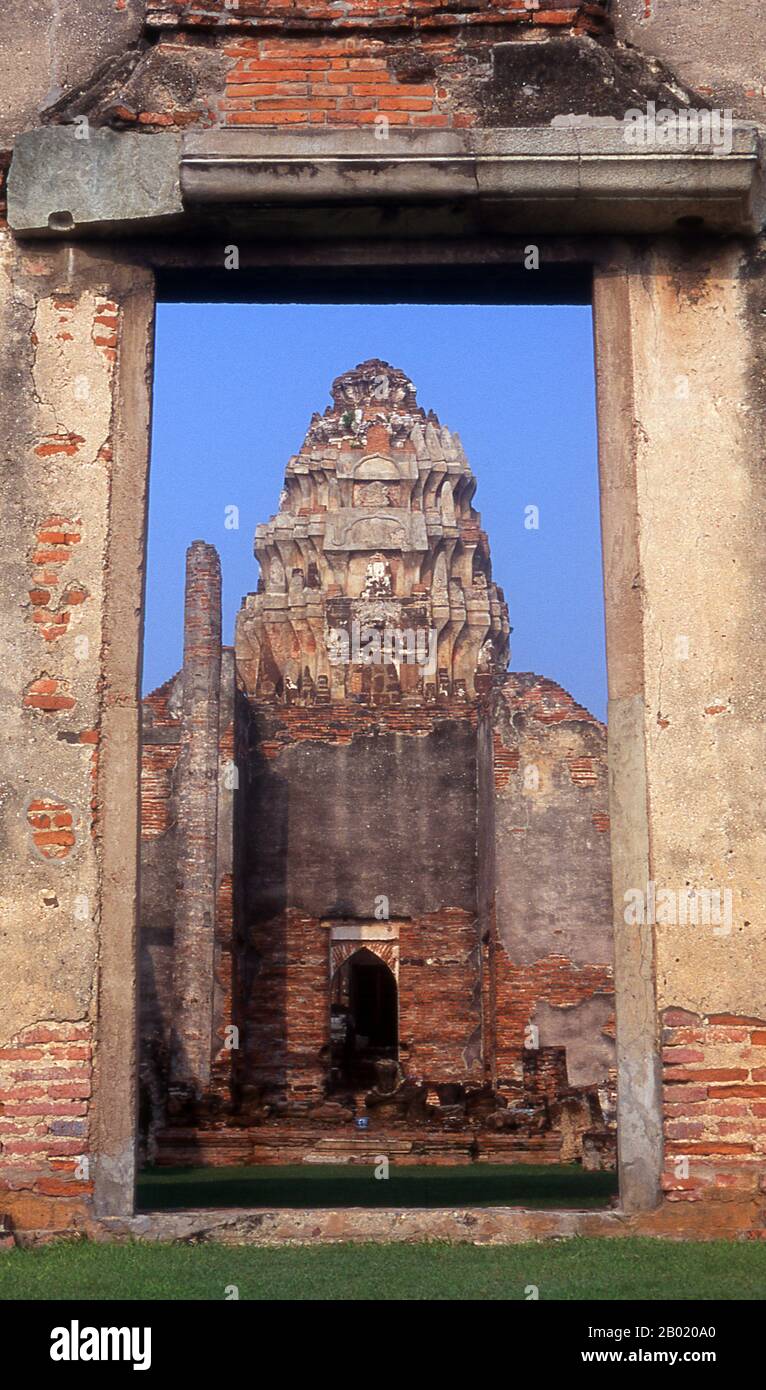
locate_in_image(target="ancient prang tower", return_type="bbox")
[139,359,615,1165]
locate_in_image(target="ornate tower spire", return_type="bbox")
[235,361,510,703]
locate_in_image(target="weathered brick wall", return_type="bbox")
[238,703,481,1105]
[140,680,182,840]
[138,674,182,1146]
[0,1022,93,1231]
[156,670,614,1125]
[493,953,614,1089]
[239,905,484,1107]
[141,1,612,138]
[490,673,615,1097]
[149,670,618,1159]
[0,251,126,1232]
[209,868,236,1100]
[399,910,482,1083]
[661,1009,766,1224]
[35,0,711,139]
[241,910,328,1107]
[216,23,602,132]
[246,703,479,922]
[254,698,478,748]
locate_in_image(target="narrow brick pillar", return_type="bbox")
[171,541,222,1093]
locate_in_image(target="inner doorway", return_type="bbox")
[135,286,620,1216]
[331,948,398,1091]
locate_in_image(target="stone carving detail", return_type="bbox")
[361,555,393,598]
[353,480,400,507]
[236,359,510,701]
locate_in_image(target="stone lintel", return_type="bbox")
[179,126,766,235]
[327,922,400,941]
[8,127,183,236]
[7,124,765,238]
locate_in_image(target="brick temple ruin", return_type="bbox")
[139,360,616,1167]
[3,0,766,1242]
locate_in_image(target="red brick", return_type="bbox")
[666,1142,754,1155]
[532,8,579,23]
[664,1067,749,1083]
[663,1008,700,1026]
[378,97,434,111]
[710,1084,766,1100]
[708,1013,766,1026]
[662,1047,705,1064]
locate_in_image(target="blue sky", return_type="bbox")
[145,301,607,720]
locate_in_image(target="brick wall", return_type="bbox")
[239,906,484,1105]
[140,680,182,842]
[242,910,329,1107]
[490,673,615,1095]
[662,1008,766,1223]
[236,700,482,1107]
[255,697,478,753]
[0,1022,93,1230]
[139,675,182,1147]
[215,7,605,131]
[399,909,482,1083]
[221,34,477,131]
[1,277,123,1234]
[493,952,614,1090]
[41,1,614,134]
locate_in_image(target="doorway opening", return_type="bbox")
[135,268,621,1214]
[331,948,399,1092]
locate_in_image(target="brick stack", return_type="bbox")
[0,1022,93,1230]
[662,1009,766,1218]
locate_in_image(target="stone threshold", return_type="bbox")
[73,1202,761,1246]
[8,1201,762,1246]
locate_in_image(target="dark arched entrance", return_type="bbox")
[330,947,398,1090]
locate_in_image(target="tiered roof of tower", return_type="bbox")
[235,360,510,703]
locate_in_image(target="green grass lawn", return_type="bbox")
[2,1237,764,1300]
[137,1162,619,1211]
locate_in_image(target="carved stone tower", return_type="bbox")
[235,359,510,706]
